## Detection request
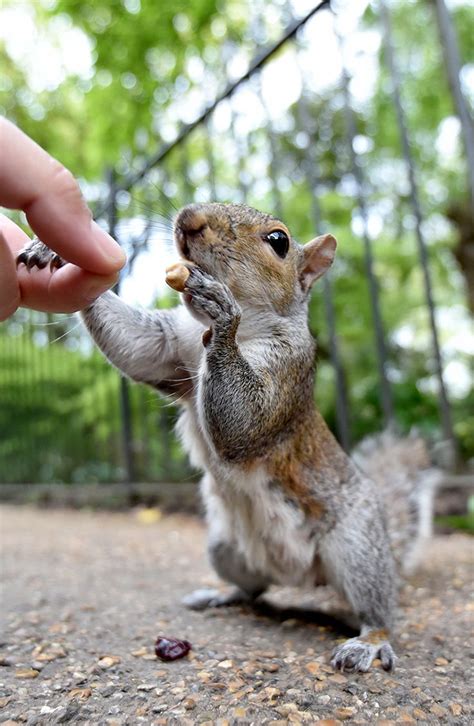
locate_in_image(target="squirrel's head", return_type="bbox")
[174,202,336,315]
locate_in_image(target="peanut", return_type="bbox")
[165,263,191,292]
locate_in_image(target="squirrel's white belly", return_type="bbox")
[177,406,320,587]
[203,467,319,588]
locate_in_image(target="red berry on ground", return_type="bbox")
[155,636,192,661]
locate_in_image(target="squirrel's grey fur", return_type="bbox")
[17,202,439,673]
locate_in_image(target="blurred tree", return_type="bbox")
[0,0,472,483]
[1,0,225,175]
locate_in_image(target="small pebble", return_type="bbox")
[276,702,299,716]
[335,706,356,720]
[15,669,39,679]
[98,656,121,669]
[217,659,233,669]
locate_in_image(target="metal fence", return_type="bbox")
[1,0,472,485]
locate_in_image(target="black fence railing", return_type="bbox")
[1,0,471,485]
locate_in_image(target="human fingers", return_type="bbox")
[17,263,119,313]
[0,213,34,258]
[0,228,20,321]
[0,214,118,313]
[0,118,126,275]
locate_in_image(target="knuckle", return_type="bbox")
[50,161,75,190]
[49,162,88,212]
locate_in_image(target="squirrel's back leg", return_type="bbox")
[183,475,270,610]
[320,495,398,672]
[182,539,270,610]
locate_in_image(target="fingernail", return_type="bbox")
[92,223,127,268]
[85,273,119,302]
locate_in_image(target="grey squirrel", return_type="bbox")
[17,202,439,672]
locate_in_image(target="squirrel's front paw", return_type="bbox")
[331,634,396,673]
[16,238,64,271]
[183,267,241,336]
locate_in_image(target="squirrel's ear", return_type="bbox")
[299,234,337,292]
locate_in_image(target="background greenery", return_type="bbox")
[0,0,472,483]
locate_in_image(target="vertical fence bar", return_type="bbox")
[258,82,285,219]
[378,0,456,454]
[137,386,150,480]
[336,34,395,428]
[250,1,284,218]
[204,117,218,201]
[433,0,474,214]
[229,97,249,203]
[8,322,19,481]
[295,77,351,450]
[17,321,28,481]
[321,275,351,451]
[106,168,136,488]
[25,315,39,481]
[0,324,15,480]
[180,144,194,205]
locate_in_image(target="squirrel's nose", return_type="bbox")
[174,204,210,259]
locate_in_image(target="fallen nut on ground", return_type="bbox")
[166,263,191,292]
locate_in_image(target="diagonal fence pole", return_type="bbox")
[94,0,330,219]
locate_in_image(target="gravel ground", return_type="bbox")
[0,504,473,725]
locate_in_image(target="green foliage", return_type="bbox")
[366,0,473,210]
[0,328,119,482]
[436,494,474,535]
[0,0,472,483]
[1,0,221,176]
[0,324,192,483]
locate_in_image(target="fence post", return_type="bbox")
[433,0,474,214]
[335,29,395,430]
[106,168,136,490]
[295,89,352,450]
[378,0,457,460]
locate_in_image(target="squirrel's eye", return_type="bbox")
[265,230,290,259]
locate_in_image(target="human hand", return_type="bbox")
[0,118,126,321]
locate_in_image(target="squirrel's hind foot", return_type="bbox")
[16,238,64,271]
[331,635,397,673]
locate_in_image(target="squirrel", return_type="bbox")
[17,202,439,673]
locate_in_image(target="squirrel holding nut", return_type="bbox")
[18,202,439,673]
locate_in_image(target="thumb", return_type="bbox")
[0,229,20,321]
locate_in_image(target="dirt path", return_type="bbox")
[0,505,472,724]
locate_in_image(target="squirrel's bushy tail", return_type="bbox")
[352,431,442,575]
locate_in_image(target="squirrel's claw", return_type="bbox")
[16,238,64,272]
[331,636,397,673]
[182,267,241,336]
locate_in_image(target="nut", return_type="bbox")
[165,263,191,292]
